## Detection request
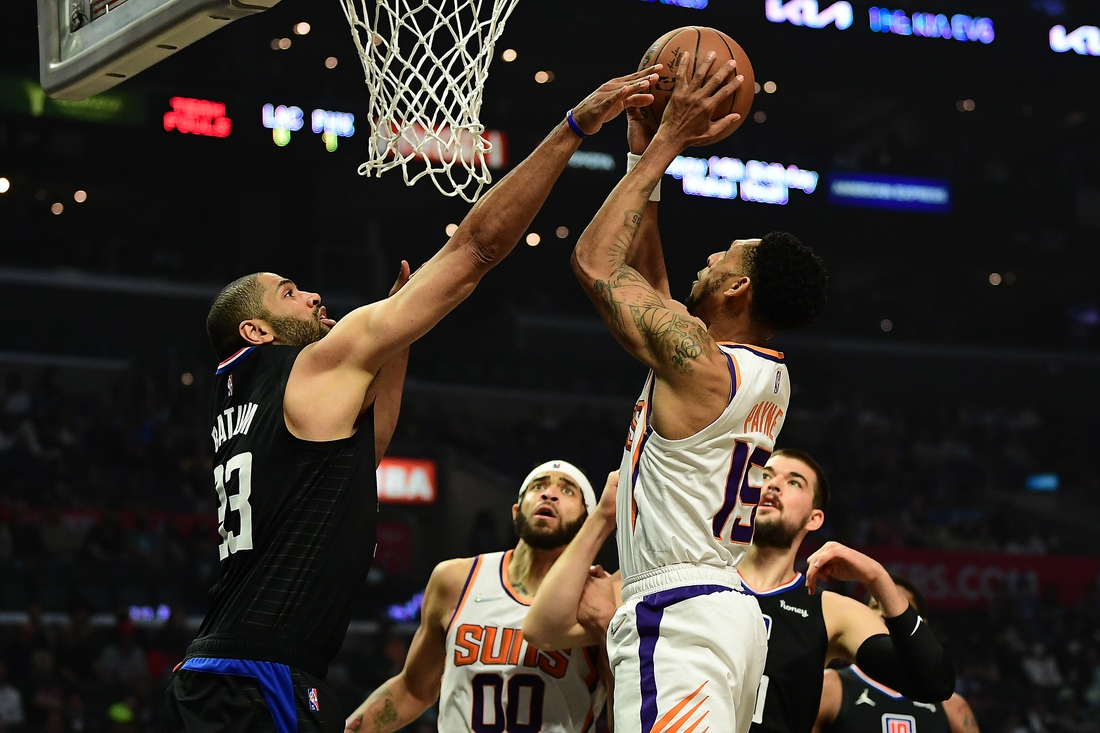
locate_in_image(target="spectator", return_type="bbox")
[3,374,32,419]
[1023,643,1064,688]
[38,506,82,563]
[84,513,124,565]
[24,649,64,730]
[97,623,146,688]
[0,662,24,731]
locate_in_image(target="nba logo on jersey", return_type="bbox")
[882,713,916,733]
[227,375,234,397]
[308,688,320,711]
[773,370,782,394]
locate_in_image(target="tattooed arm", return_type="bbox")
[943,694,981,733]
[572,53,744,437]
[344,559,471,733]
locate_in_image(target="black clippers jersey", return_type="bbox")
[833,666,951,733]
[187,345,378,679]
[741,572,829,733]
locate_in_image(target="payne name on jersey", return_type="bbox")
[211,402,259,452]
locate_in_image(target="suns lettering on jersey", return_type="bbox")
[454,624,571,679]
[742,400,785,440]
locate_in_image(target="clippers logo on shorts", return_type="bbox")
[308,687,320,711]
[882,713,916,733]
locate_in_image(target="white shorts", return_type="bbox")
[607,577,768,733]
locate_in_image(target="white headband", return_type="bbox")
[518,460,597,515]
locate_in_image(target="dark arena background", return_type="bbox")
[2,0,1099,731]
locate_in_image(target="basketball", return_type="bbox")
[636,26,755,142]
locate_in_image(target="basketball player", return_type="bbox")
[342,462,607,733]
[163,65,664,733]
[525,452,957,733]
[815,577,980,733]
[561,50,828,733]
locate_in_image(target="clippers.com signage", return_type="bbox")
[862,546,1100,610]
[377,457,438,505]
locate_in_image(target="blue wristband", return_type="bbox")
[566,109,588,139]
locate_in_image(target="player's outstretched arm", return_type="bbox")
[522,472,620,651]
[572,52,742,386]
[309,67,661,378]
[367,262,412,466]
[812,669,843,733]
[622,111,672,303]
[811,542,956,702]
[344,559,470,733]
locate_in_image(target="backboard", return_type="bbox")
[38,0,281,101]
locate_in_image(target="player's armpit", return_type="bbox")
[344,558,471,733]
[813,669,843,733]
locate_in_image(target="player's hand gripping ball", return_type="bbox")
[636,26,755,143]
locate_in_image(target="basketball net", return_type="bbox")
[339,0,520,202]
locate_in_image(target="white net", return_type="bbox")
[339,0,521,202]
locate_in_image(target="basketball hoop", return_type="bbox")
[339,0,520,202]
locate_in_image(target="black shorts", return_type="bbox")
[163,657,345,733]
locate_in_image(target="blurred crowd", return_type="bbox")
[0,368,1097,732]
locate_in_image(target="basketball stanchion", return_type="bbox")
[339,0,521,202]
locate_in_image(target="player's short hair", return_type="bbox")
[207,273,266,360]
[890,574,928,617]
[743,232,828,332]
[772,447,829,512]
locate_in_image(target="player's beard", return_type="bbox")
[684,276,726,316]
[265,308,330,346]
[752,511,809,550]
[513,510,587,550]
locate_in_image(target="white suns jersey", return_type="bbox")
[618,343,790,583]
[438,550,606,733]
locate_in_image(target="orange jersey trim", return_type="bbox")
[717,341,785,360]
[445,556,483,634]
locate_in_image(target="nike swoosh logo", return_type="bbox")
[474,595,501,603]
[610,618,625,636]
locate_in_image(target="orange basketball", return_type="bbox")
[636,26,755,143]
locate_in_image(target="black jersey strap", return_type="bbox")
[854,604,956,703]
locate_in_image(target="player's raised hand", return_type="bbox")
[626,104,656,155]
[388,259,411,297]
[596,470,619,524]
[805,541,890,595]
[577,565,619,635]
[571,66,662,137]
[655,50,742,149]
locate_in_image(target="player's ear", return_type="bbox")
[723,275,750,298]
[805,508,825,533]
[511,504,519,520]
[239,319,276,347]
